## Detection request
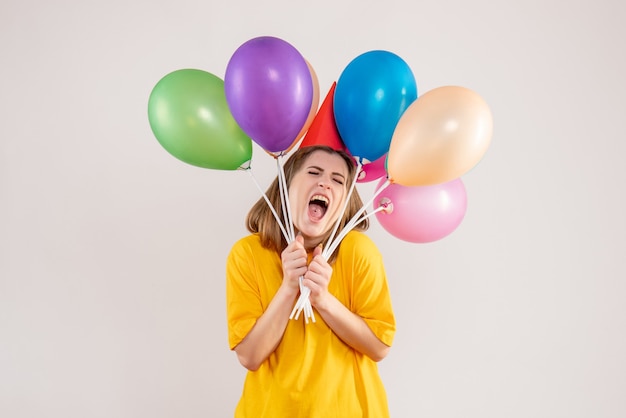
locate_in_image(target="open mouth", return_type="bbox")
[308,194,329,221]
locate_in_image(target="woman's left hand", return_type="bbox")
[303,245,333,310]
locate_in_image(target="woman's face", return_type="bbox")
[288,150,350,248]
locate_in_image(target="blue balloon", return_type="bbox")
[334,50,417,162]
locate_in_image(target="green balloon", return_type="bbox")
[148,69,252,170]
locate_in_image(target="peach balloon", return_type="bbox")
[292,60,321,143]
[387,86,493,186]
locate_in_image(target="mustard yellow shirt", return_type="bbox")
[226,230,396,418]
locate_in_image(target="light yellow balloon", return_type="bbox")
[387,86,493,186]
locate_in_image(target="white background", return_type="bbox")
[1,0,625,417]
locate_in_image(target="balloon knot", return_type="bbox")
[238,160,252,170]
[379,198,393,214]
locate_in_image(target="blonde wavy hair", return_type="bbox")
[246,145,368,260]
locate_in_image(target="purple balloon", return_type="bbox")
[224,36,313,153]
[375,178,467,243]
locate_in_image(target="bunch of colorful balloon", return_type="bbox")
[147,36,319,171]
[332,51,493,244]
[146,36,493,319]
[147,36,492,246]
[147,35,321,261]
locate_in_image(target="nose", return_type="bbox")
[318,177,331,189]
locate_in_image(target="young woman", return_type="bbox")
[226,145,396,417]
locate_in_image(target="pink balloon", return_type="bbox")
[374,178,467,243]
[357,154,387,183]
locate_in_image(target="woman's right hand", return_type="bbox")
[280,234,308,291]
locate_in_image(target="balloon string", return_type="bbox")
[247,164,315,323]
[246,168,290,243]
[292,203,389,320]
[291,286,311,319]
[322,178,390,260]
[292,159,364,320]
[276,156,295,242]
[325,158,362,254]
[324,205,388,257]
[295,162,396,320]
[250,165,391,322]
[289,275,315,322]
[276,155,315,323]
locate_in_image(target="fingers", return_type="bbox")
[304,254,331,288]
[303,256,331,310]
[282,239,332,296]
[306,245,324,279]
[295,233,305,246]
[281,238,307,283]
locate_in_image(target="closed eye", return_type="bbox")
[306,166,345,185]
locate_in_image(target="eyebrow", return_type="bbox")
[307,165,346,180]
